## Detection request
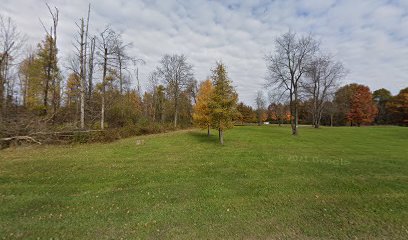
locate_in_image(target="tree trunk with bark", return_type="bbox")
[101,48,107,130]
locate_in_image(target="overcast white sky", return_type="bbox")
[1,0,407,104]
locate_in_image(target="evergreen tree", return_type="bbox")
[209,62,238,145]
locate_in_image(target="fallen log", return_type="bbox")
[1,130,107,149]
[0,136,42,145]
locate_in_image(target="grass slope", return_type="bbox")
[0,126,407,239]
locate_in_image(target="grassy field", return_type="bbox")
[0,126,407,239]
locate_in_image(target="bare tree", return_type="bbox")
[87,36,96,100]
[0,14,26,114]
[303,55,346,128]
[156,54,194,128]
[115,39,133,94]
[72,4,91,129]
[76,18,86,128]
[255,90,266,126]
[96,26,119,129]
[265,31,319,135]
[132,59,146,97]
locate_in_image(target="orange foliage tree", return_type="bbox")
[347,85,377,126]
[193,79,214,136]
[268,103,291,126]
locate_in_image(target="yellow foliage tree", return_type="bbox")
[193,79,213,136]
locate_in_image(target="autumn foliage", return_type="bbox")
[347,85,377,126]
[236,102,256,123]
[268,103,291,125]
[387,87,408,126]
[193,63,238,144]
[193,79,213,135]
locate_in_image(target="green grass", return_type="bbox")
[1,126,407,239]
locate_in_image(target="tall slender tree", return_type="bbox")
[255,90,267,126]
[209,62,238,145]
[193,79,213,136]
[97,26,119,129]
[39,3,59,115]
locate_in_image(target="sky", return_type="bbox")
[1,0,407,104]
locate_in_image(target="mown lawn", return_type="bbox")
[0,126,407,239]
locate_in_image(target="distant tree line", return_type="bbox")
[255,31,407,135]
[237,83,407,129]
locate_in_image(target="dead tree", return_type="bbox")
[88,36,96,100]
[72,4,91,129]
[97,26,119,129]
[39,3,59,115]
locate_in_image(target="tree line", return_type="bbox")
[0,5,407,146]
[0,4,200,145]
[237,83,407,128]
[193,31,407,141]
[259,31,407,134]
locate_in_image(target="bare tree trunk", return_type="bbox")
[43,72,49,115]
[40,4,59,116]
[84,3,90,84]
[87,37,95,100]
[174,107,178,128]
[0,55,9,114]
[0,58,4,114]
[220,129,224,145]
[119,54,123,94]
[136,68,141,97]
[174,90,178,128]
[75,96,79,127]
[23,72,28,107]
[289,89,295,134]
[79,18,85,129]
[207,125,210,137]
[292,88,298,135]
[101,48,107,130]
[330,114,333,127]
[101,93,105,129]
[42,34,52,115]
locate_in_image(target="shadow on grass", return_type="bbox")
[188,131,220,144]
